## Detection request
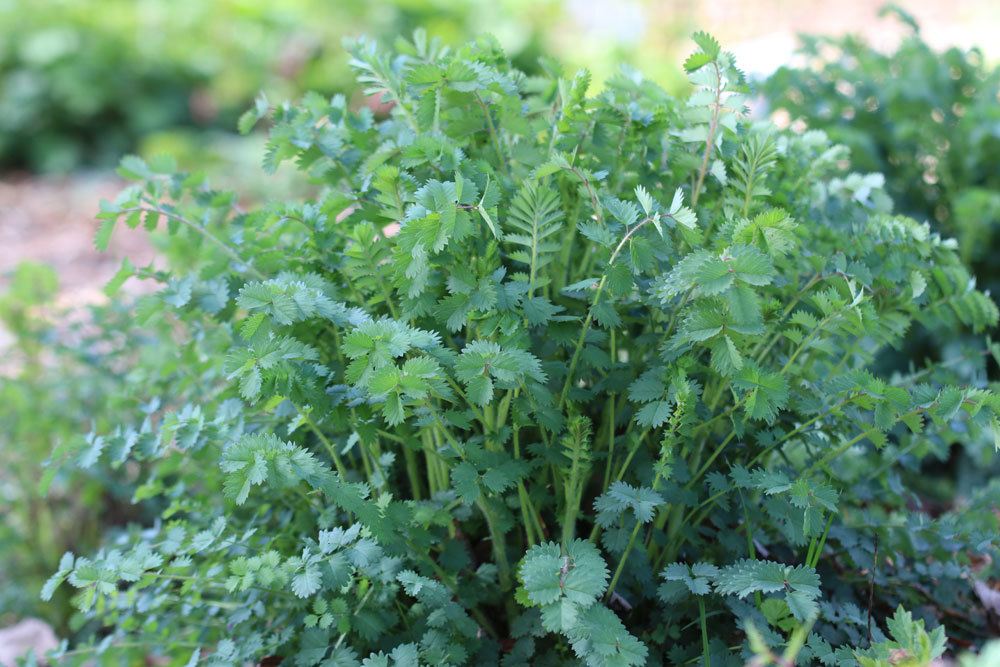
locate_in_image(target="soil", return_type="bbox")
[0,172,157,349]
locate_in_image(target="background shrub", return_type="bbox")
[761,8,1000,518]
[762,7,1000,293]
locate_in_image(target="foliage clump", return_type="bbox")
[43,28,1000,666]
[762,6,1000,291]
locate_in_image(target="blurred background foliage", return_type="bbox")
[761,7,1000,425]
[763,7,1000,292]
[2,0,1000,646]
[0,263,147,631]
[0,0,562,173]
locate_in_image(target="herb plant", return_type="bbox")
[759,6,1000,540]
[43,30,1000,666]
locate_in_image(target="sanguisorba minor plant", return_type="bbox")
[44,31,1000,666]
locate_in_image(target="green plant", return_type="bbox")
[959,640,1000,667]
[759,6,1000,566]
[853,606,946,667]
[41,30,1000,665]
[761,5,1000,293]
[0,263,156,633]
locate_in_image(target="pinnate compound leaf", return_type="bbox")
[594,481,664,527]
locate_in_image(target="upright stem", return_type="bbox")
[478,496,512,589]
[432,419,511,588]
[600,330,618,494]
[559,217,658,408]
[605,450,663,599]
[300,410,348,478]
[612,429,650,483]
[475,93,510,179]
[402,444,422,500]
[691,61,722,208]
[558,276,605,408]
[605,519,642,601]
[513,426,540,546]
[685,430,737,490]
[808,513,835,569]
[699,597,712,667]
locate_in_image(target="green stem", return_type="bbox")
[605,519,642,601]
[684,430,737,491]
[808,512,835,569]
[61,640,203,659]
[663,287,694,341]
[518,484,538,547]
[475,93,511,179]
[513,426,539,547]
[559,276,605,408]
[420,551,500,638]
[422,430,440,495]
[334,585,377,650]
[402,443,422,500]
[752,272,822,362]
[558,216,658,408]
[699,597,712,667]
[300,410,348,478]
[739,492,763,608]
[478,496,512,589]
[605,450,667,596]
[781,618,816,664]
[431,418,511,588]
[613,429,650,483]
[804,424,883,475]
[691,61,722,209]
[129,202,265,280]
[601,360,618,494]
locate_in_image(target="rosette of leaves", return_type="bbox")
[43,28,1000,666]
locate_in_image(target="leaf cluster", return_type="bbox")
[40,27,1000,666]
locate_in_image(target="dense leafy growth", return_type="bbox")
[762,6,1000,293]
[40,28,1000,666]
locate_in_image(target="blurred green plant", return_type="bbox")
[0,263,155,633]
[760,6,1000,522]
[961,640,1000,667]
[762,5,1000,292]
[0,0,558,173]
